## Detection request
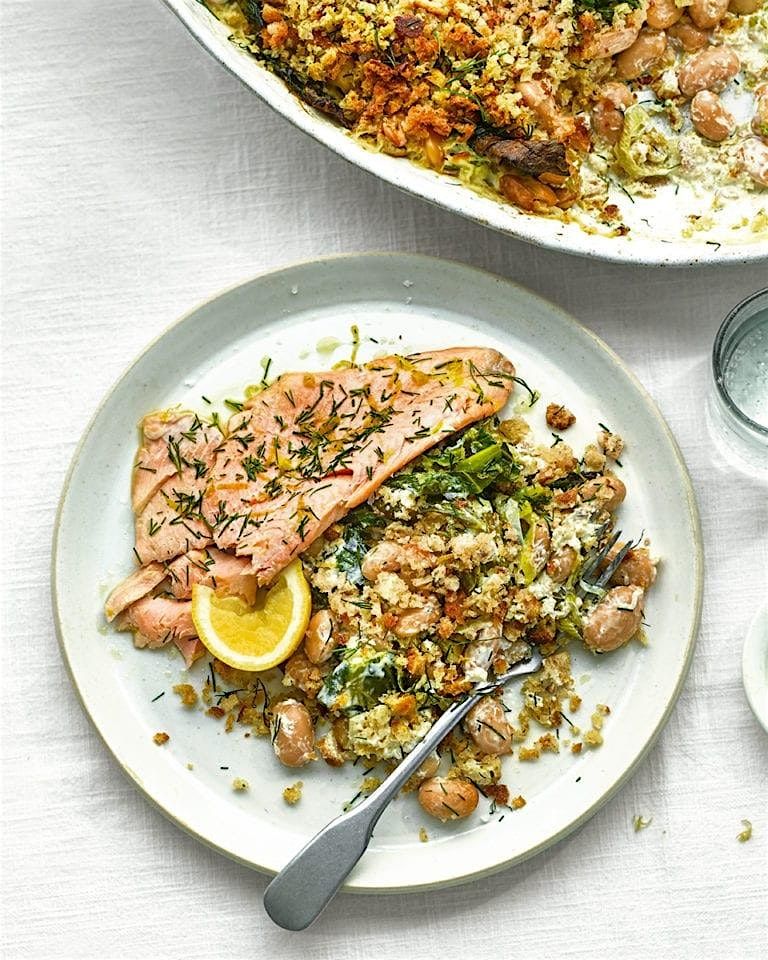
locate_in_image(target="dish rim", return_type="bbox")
[159,0,767,268]
[52,251,704,892]
[742,606,768,734]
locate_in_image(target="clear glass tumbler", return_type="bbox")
[708,288,768,477]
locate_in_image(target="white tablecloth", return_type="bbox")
[2,1,766,957]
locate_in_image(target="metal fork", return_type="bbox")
[263,650,543,930]
[263,528,631,930]
[576,528,632,600]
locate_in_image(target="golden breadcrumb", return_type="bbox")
[283,782,304,805]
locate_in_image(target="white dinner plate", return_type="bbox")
[161,0,767,267]
[53,253,703,891]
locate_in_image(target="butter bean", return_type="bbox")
[616,30,668,80]
[583,586,645,652]
[728,0,763,11]
[304,608,337,664]
[518,80,575,139]
[739,138,768,186]
[465,697,514,755]
[591,83,633,144]
[669,17,711,52]
[580,22,643,59]
[608,546,658,589]
[647,0,683,29]
[361,541,403,580]
[547,545,578,583]
[393,597,441,638]
[581,474,626,513]
[752,86,768,138]
[271,700,315,767]
[418,777,479,822]
[691,90,736,141]
[689,0,729,27]
[532,523,551,576]
[678,46,740,98]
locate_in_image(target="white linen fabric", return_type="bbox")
[1,1,766,958]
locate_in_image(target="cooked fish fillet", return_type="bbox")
[116,596,196,648]
[105,548,258,621]
[132,411,222,564]
[164,548,258,603]
[202,347,515,584]
[105,562,167,621]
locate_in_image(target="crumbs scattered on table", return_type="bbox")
[511,795,526,810]
[419,827,429,843]
[186,762,194,771]
[232,777,249,792]
[153,732,169,745]
[283,782,303,806]
[737,819,753,843]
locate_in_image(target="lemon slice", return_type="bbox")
[191,559,311,671]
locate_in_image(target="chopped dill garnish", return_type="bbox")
[512,376,540,409]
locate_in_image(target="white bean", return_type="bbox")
[678,46,740,99]
[739,138,768,186]
[583,586,645,652]
[689,0,729,28]
[615,30,668,81]
[691,91,736,142]
[271,700,315,767]
[464,697,514,755]
[304,609,337,664]
[647,0,684,29]
[418,777,479,821]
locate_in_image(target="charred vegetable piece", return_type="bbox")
[394,15,424,38]
[472,131,569,178]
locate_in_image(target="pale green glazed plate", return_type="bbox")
[53,254,703,891]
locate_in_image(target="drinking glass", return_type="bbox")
[708,288,768,477]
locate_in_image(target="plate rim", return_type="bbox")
[742,607,768,734]
[52,251,704,893]
[158,0,767,268]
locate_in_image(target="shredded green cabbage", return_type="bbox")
[615,105,679,180]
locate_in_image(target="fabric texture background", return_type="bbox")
[1,1,766,957]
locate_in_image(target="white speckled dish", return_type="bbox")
[53,254,703,891]
[161,0,767,267]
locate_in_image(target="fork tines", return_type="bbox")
[577,529,633,598]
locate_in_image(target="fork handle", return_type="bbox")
[263,695,477,930]
[263,652,542,930]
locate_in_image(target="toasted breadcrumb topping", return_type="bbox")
[283,782,304,805]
